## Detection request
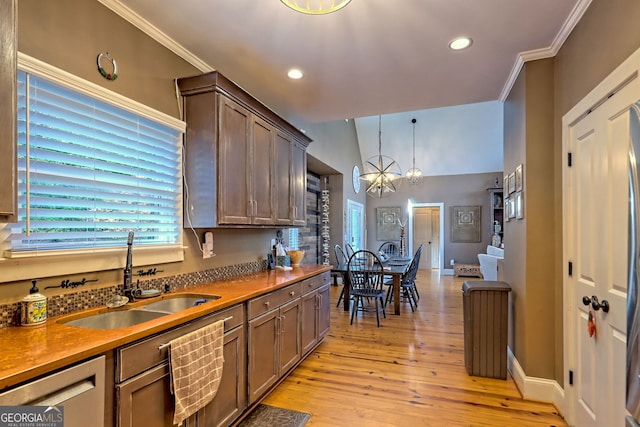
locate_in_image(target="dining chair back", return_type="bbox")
[385,244,423,311]
[334,245,348,307]
[377,241,399,261]
[345,242,355,259]
[335,244,348,265]
[401,244,423,311]
[347,250,387,327]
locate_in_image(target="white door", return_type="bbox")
[413,207,440,269]
[346,199,364,252]
[409,202,444,270]
[564,72,639,426]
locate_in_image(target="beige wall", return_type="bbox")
[1,0,362,303]
[503,68,528,369]
[18,0,197,118]
[363,172,503,266]
[505,0,640,385]
[504,59,556,379]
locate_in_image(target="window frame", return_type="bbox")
[1,53,186,282]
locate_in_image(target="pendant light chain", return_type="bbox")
[412,118,416,170]
[406,118,423,185]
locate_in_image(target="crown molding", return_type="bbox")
[97,0,214,73]
[499,0,593,102]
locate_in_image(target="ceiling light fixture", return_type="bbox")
[360,115,402,198]
[280,0,352,15]
[287,68,304,79]
[449,37,472,50]
[406,118,423,185]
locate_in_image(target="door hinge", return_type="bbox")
[568,261,573,277]
[567,152,573,167]
[569,370,573,386]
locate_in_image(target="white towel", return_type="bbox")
[170,319,225,426]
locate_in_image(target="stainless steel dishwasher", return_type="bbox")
[0,355,105,427]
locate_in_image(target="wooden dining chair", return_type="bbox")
[334,244,348,307]
[377,241,399,261]
[347,250,387,327]
[385,244,423,311]
[345,242,355,259]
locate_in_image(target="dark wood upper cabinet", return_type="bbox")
[177,72,311,228]
[0,0,17,221]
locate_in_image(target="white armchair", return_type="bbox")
[478,245,504,281]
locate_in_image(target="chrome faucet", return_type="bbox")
[123,231,136,300]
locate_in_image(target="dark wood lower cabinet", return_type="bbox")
[247,298,301,404]
[114,272,329,426]
[200,326,246,427]
[116,363,175,427]
[301,284,330,354]
[115,306,246,427]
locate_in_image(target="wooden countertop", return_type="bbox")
[0,265,332,391]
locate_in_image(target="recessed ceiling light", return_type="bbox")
[287,68,303,79]
[449,37,472,51]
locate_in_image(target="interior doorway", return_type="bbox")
[346,199,364,252]
[408,201,443,270]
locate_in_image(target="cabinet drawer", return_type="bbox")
[248,283,302,319]
[117,304,244,382]
[300,272,331,294]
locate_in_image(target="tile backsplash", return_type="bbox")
[0,260,266,328]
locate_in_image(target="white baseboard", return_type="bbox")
[507,347,566,417]
[442,268,454,275]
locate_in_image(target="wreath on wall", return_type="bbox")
[97,52,118,81]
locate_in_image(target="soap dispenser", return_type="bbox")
[21,279,47,326]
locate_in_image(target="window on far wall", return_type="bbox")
[287,228,299,250]
[6,69,184,256]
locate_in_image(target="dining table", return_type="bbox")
[331,256,413,315]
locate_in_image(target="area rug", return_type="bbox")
[237,404,311,427]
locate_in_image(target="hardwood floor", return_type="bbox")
[262,270,567,427]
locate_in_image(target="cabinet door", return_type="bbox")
[218,96,252,225]
[291,141,307,226]
[248,309,279,403]
[279,298,302,374]
[318,284,331,339]
[0,0,16,220]
[274,131,293,225]
[117,363,176,427]
[300,290,319,355]
[250,116,275,224]
[201,326,246,427]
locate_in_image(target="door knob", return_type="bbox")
[582,295,610,313]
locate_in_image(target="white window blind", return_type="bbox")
[10,70,182,253]
[287,228,299,250]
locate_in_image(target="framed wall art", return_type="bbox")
[515,164,523,192]
[507,197,516,219]
[516,191,524,219]
[451,205,481,243]
[376,207,401,241]
[504,198,510,222]
[508,172,516,195]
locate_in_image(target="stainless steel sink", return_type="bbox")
[60,294,222,329]
[62,309,168,330]
[138,294,221,313]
